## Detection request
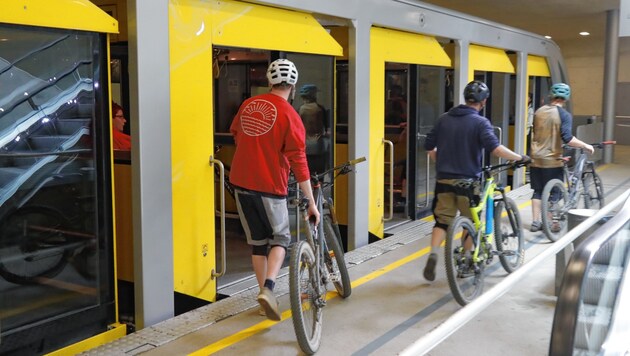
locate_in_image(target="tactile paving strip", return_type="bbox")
[83,185,532,355]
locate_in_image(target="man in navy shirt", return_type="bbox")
[422,80,528,281]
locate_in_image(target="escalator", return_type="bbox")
[551,198,630,355]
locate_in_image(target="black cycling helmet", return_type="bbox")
[463,80,490,103]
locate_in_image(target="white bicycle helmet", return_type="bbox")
[266,59,298,86]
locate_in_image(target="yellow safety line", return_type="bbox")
[189,246,430,355]
[190,192,540,355]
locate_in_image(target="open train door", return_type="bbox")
[169,0,342,305]
[369,27,451,239]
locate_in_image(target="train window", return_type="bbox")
[213,47,268,134]
[0,23,114,352]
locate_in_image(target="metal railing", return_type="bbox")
[399,188,630,355]
[550,196,630,355]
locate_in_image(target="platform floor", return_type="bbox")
[85,146,630,355]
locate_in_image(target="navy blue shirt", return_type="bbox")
[425,105,500,179]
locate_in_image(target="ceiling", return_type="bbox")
[420,0,620,43]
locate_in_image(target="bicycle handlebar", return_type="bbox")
[289,156,366,185]
[483,159,529,175]
[562,141,616,150]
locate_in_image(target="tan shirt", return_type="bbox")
[531,104,570,168]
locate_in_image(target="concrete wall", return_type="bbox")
[557,37,630,117]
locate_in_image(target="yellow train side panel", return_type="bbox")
[210,0,342,56]
[45,323,126,356]
[170,2,217,301]
[469,44,515,80]
[1,0,118,33]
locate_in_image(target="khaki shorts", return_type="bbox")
[433,179,480,228]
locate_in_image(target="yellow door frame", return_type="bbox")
[369,27,451,238]
[169,0,341,301]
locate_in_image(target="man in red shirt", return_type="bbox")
[230,59,320,321]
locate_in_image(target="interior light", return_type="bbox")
[545,35,552,39]
[579,31,590,36]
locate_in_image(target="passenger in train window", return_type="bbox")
[385,84,407,125]
[229,59,320,321]
[529,83,594,232]
[298,84,330,174]
[111,101,131,150]
[422,80,529,281]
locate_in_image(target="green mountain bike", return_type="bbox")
[445,160,529,306]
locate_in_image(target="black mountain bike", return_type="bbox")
[540,141,615,241]
[289,157,365,355]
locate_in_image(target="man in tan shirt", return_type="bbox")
[529,83,594,232]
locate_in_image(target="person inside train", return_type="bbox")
[298,83,330,175]
[422,80,529,281]
[111,101,131,150]
[229,58,319,321]
[528,83,594,232]
[385,84,407,125]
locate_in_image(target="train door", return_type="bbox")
[169,0,342,305]
[0,4,123,354]
[469,45,516,186]
[369,27,451,238]
[412,66,446,218]
[211,48,335,294]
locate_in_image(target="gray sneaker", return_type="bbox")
[423,253,438,281]
[257,287,281,321]
[530,221,542,232]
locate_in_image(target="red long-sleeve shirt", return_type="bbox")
[229,93,310,196]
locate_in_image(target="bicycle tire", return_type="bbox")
[445,216,484,306]
[494,197,525,273]
[0,206,72,285]
[322,215,351,298]
[289,240,323,355]
[541,179,569,242]
[581,170,604,209]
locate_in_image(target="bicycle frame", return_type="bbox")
[466,163,515,264]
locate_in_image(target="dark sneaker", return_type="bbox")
[551,222,562,233]
[257,287,281,321]
[423,253,438,281]
[530,221,542,232]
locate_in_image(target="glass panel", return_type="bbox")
[287,53,334,176]
[0,25,100,332]
[415,66,444,213]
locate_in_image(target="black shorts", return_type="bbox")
[530,167,564,200]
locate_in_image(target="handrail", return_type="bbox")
[0,60,92,119]
[383,139,394,221]
[399,188,630,356]
[600,249,630,355]
[0,35,70,76]
[209,156,226,279]
[550,195,630,355]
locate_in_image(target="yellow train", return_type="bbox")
[0,0,564,353]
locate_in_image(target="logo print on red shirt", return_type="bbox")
[240,99,278,136]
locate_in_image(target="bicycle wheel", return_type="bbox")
[444,216,484,306]
[289,240,323,355]
[581,170,604,209]
[322,216,351,298]
[541,179,569,242]
[494,197,525,273]
[0,206,72,284]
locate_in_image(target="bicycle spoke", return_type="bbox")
[445,216,484,306]
[290,241,323,354]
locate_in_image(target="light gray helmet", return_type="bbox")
[266,59,298,86]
